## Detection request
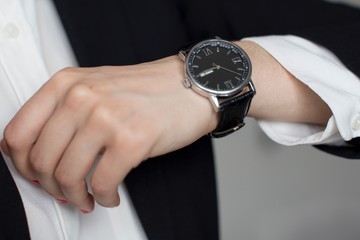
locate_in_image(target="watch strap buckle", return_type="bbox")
[208,122,245,138]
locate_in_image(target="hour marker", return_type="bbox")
[217,47,220,52]
[196,56,202,60]
[237,67,244,71]
[192,65,199,68]
[227,50,231,55]
[202,48,213,56]
[224,80,234,89]
[232,57,242,64]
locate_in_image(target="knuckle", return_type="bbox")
[30,160,48,175]
[52,67,77,80]
[60,85,97,113]
[90,178,113,199]
[3,123,37,153]
[3,124,20,151]
[49,67,77,88]
[66,84,94,104]
[29,149,48,174]
[54,168,76,189]
[89,104,116,127]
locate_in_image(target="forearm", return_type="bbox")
[241,35,360,145]
[235,40,332,125]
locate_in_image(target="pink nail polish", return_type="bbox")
[55,198,69,205]
[31,180,40,186]
[80,209,90,214]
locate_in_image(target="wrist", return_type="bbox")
[163,55,219,136]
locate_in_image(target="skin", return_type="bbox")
[0,41,331,212]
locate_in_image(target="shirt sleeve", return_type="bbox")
[243,35,360,146]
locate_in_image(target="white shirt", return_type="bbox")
[0,0,359,239]
[0,0,147,239]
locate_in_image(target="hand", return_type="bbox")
[2,56,217,212]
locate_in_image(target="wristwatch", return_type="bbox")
[179,37,256,138]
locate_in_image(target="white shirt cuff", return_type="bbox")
[243,35,360,146]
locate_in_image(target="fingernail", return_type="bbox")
[31,179,41,186]
[80,209,91,214]
[55,198,69,205]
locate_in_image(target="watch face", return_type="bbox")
[186,39,251,96]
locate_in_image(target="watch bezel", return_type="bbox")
[184,39,252,98]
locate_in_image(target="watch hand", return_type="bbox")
[212,63,241,76]
[197,66,217,77]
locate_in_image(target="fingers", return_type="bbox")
[90,144,142,208]
[2,60,195,212]
[3,68,78,181]
[24,103,148,211]
[29,106,78,201]
[56,118,150,209]
[52,121,109,211]
[3,83,60,182]
[35,127,147,211]
[3,68,102,210]
[22,87,104,210]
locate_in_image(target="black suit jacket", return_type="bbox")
[1,1,360,239]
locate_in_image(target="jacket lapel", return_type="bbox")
[0,154,31,240]
[52,0,188,67]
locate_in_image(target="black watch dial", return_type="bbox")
[186,39,251,96]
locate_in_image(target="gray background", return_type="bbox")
[214,1,360,239]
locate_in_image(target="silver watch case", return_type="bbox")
[179,39,253,112]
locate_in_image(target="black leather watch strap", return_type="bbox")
[209,84,255,138]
